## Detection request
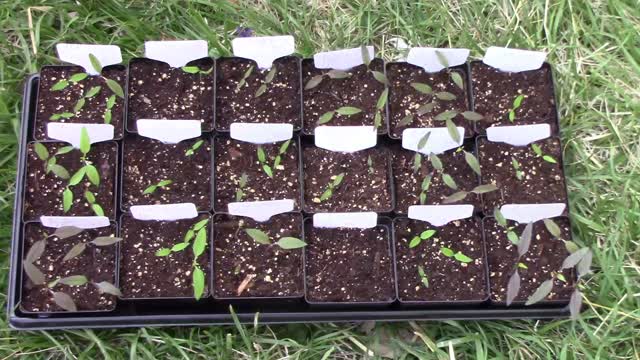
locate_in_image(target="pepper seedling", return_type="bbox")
[254,65,277,98]
[508,94,525,122]
[304,69,351,90]
[256,139,291,178]
[316,173,345,203]
[511,158,525,180]
[33,142,73,180]
[531,143,557,163]
[143,179,173,195]
[440,247,473,263]
[317,106,362,125]
[244,228,306,249]
[235,172,249,202]
[62,234,123,262]
[236,64,254,93]
[417,265,429,288]
[361,45,388,86]
[409,229,436,248]
[185,140,204,157]
[181,65,213,75]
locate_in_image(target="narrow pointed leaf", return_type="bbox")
[23,262,46,285]
[471,184,498,194]
[91,236,123,246]
[454,252,472,263]
[155,248,171,257]
[51,79,69,91]
[193,218,209,231]
[91,204,104,216]
[317,111,334,124]
[245,228,270,244]
[254,84,267,97]
[513,94,524,108]
[84,86,102,98]
[494,208,507,227]
[417,102,435,115]
[193,266,205,300]
[95,281,123,297]
[410,82,432,94]
[450,72,464,90]
[85,165,100,186]
[79,127,91,155]
[376,88,388,109]
[305,75,323,90]
[507,231,519,244]
[409,236,421,248]
[461,111,484,121]
[58,275,88,286]
[420,229,436,240]
[442,191,468,204]
[327,69,350,79]
[435,50,449,68]
[417,132,431,150]
[25,240,46,263]
[53,292,77,311]
[361,45,371,66]
[429,154,442,170]
[576,250,593,278]
[193,228,207,257]
[569,290,582,320]
[89,53,102,73]
[105,79,124,98]
[336,106,362,115]
[181,66,199,74]
[73,98,85,113]
[106,95,116,109]
[562,247,590,269]
[464,151,481,176]
[63,242,87,262]
[440,247,454,257]
[445,118,460,142]
[518,222,533,256]
[63,188,73,212]
[434,110,457,121]
[69,167,87,186]
[564,240,579,253]
[435,92,456,101]
[262,164,273,177]
[276,237,307,249]
[442,173,458,190]
[543,218,561,238]
[371,71,388,85]
[34,143,49,160]
[525,279,554,305]
[49,164,70,179]
[54,226,83,239]
[506,271,520,306]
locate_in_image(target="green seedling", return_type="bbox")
[317,173,345,203]
[255,65,277,97]
[185,139,204,156]
[317,106,362,125]
[531,143,558,163]
[304,69,351,90]
[417,265,429,288]
[236,64,255,93]
[244,228,307,249]
[409,229,436,248]
[235,172,249,202]
[143,179,173,194]
[360,45,388,85]
[181,66,213,75]
[440,247,473,263]
[511,158,525,180]
[442,183,498,204]
[508,94,525,122]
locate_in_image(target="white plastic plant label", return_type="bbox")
[500,203,566,223]
[144,40,208,68]
[483,46,547,72]
[137,119,201,143]
[40,216,110,229]
[56,43,122,75]
[402,127,464,154]
[407,47,470,72]
[408,205,474,227]
[47,123,114,148]
[313,212,377,229]
[314,126,377,152]
[228,199,295,222]
[313,46,375,70]
[232,35,295,69]
[130,203,198,221]
[486,124,550,146]
[230,123,293,144]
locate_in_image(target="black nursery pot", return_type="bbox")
[126,57,215,132]
[385,62,474,139]
[213,135,302,212]
[118,213,212,300]
[392,217,489,306]
[476,136,568,213]
[34,64,127,141]
[19,221,119,314]
[483,217,576,305]
[22,140,119,221]
[470,61,560,134]
[301,58,388,135]
[303,217,396,307]
[212,213,304,302]
[214,56,303,131]
[390,141,481,215]
[120,134,213,212]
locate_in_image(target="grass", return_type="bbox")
[0,0,638,358]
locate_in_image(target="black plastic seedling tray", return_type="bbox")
[7,72,573,331]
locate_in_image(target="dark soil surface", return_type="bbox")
[303,146,392,212]
[394,217,487,302]
[35,65,126,140]
[387,63,472,138]
[127,58,214,131]
[213,213,304,298]
[122,136,211,210]
[215,56,301,130]
[21,223,117,312]
[477,137,567,212]
[302,59,386,134]
[214,137,300,211]
[24,142,117,220]
[484,217,575,303]
[120,215,211,298]
[390,144,480,214]
[305,222,394,302]
[471,62,558,133]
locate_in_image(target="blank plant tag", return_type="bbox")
[402,127,464,154]
[230,123,293,144]
[408,205,474,226]
[315,126,377,152]
[500,203,566,223]
[144,40,208,68]
[313,46,375,70]
[228,199,295,222]
[407,47,470,72]
[232,35,295,69]
[486,124,550,146]
[137,119,201,143]
[483,46,547,72]
[47,123,114,148]
[130,203,198,221]
[40,216,110,229]
[56,43,122,75]
[313,212,378,229]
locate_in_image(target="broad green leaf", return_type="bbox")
[54,226,83,239]
[518,222,533,257]
[79,127,91,155]
[471,184,498,194]
[60,112,74,119]
[91,204,104,216]
[184,229,195,243]
[374,112,382,128]
[507,231,519,244]
[543,218,561,238]
[429,154,442,171]
[371,71,388,85]
[442,173,458,190]
[327,69,350,79]
[562,247,590,269]
[245,228,270,244]
[454,252,472,263]
[63,242,87,261]
[262,164,273,177]
[69,167,87,186]
[70,73,88,83]
[104,78,124,98]
[417,132,431,150]
[157,179,173,187]
[543,155,557,163]
[420,229,436,240]
[95,281,122,297]
[49,164,70,179]
[434,110,457,121]
[508,110,516,122]
[25,240,46,263]
[418,265,429,288]
[53,291,77,312]
[279,139,291,154]
[421,175,432,191]
[450,72,464,90]
[305,75,324,90]
[143,185,157,194]
[412,153,422,173]
[494,207,507,227]
[265,66,277,83]
[410,82,432,94]
[55,146,74,155]
[417,103,435,115]
[461,111,484,121]
[442,191,468,204]
[398,115,413,127]
[317,111,335,124]
[564,240,579,254]
[85,165,100,186]
[91,236,122,246]
[506,271,520,306]
[85,85,102,98]
[58,275,88,286]
[172,242,190,252]
[336,106,362,115]
[435,92,456,101]
[63,188,73,212]
[256,147,266,163]
[23,262,45,285]
[276,237,307,249]
[193,228,208,257]
[569,290,582,320]
[181,66,200,74]
[409,236,421,248]
[34,142,49,160]
[193,218,209,231]
[333,173,345,187]
[525,279,554,306]
[531,143,543,157]
[155,248,172,256]
[513,94,525,108]
[464,151,481,176]
[376,88,388,109]
[73,98,86,113]
[419,191,427,204]
[445,118,460,143]
[193,266,205,300]
[103,109,112,124]
[254,84,267,97]
[320,189,332,201]
[273,155,281,168]
[89,53,103,73]
[440,247,454,257]
[51,79,69,91]
[106,94,116,109]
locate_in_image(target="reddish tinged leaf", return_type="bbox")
[52,291,77,312]
[23,262,45,285]
[506,271,520,306]
[25,240,46,263]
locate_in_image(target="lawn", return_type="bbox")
[0,0,638,358]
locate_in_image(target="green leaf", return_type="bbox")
[508,110,516,122]
[56,146,74,155]
[262,164,273,177]
[531,143,543,157]
[157,179,173,187]
[79,127,91,155]
[256,147,266,163]
[85,85,102,98]
[507,231,519,245]
[543,218,562,238]
[398,115,413,127]
[435,92,456,101]
[184,229,195,243]
[376,88,388,109]
[471,184,498,194]
[193,228,207,257]
[91,236,123,246]
[569,290,582,320]
[564,240,579,253]
[276,237,307,249]
[23,262,45,285]
[63,188,73,212]
[333,173,345,187]
[435,50,449,68]
[105,79,124,98]
[106,95,116,109]
[442,191,468,204]
[543,155,557,163]
[410,82,432,94]
[419,191,427,204]
[54,226,83,239]
[320,188,332,201]
[85,165,100,186]
[361,45,371,66]
[52,291,77,312]
[450,72,464,90]
[69,167,87,186]
[63,242,87,261]
[513,94,525,109]
[193,265,205,300]
[245,228,270,244]
[371,71,388,85]
[562,247,590,269]
[327,69,350,79]
[34,142,49,160]
[305,75,324,90]
[556,273,567,282]
[434,110,457,121]
[143,185,157,194]
[464,151,481,176]
[577,250,593,278]
[374,112,382,128]
[60,112,74,119]
[445,118,460,143]
[265,66,277,83]
[181,66,200,74]
[461,111,484,121]
[418,265,429,288]
[254,84,267,97]
[429,154,442,171]
[48,164,70,179]
[155,248,172,256]
[518,262,528,269]
[172,242,190,252]
[70,73,88,83]
[442,173,458,190]
[91,204,104,216]
[506,271,520,306]
[454,252,473,263]
[317,111,335,124]
[420,229,436,240]
[494,207,507,227]
[95,281,122,297]
[409,236,422,248]
[421,175,431,191]
[58,275,88,286]
[73,98,86,113]
[440,247,454,257]
[417,132,431,150]
[89,53,103,73]
[51,79,69,91]
[103,109,112,124]
[412,153,422,173]
[239,173,248,188]
[25,239,47,263]
[525,279,554,306]
[417,103,435,115]
[278,139,291,154]
[336,106,362,115]
[193,218,209,231]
